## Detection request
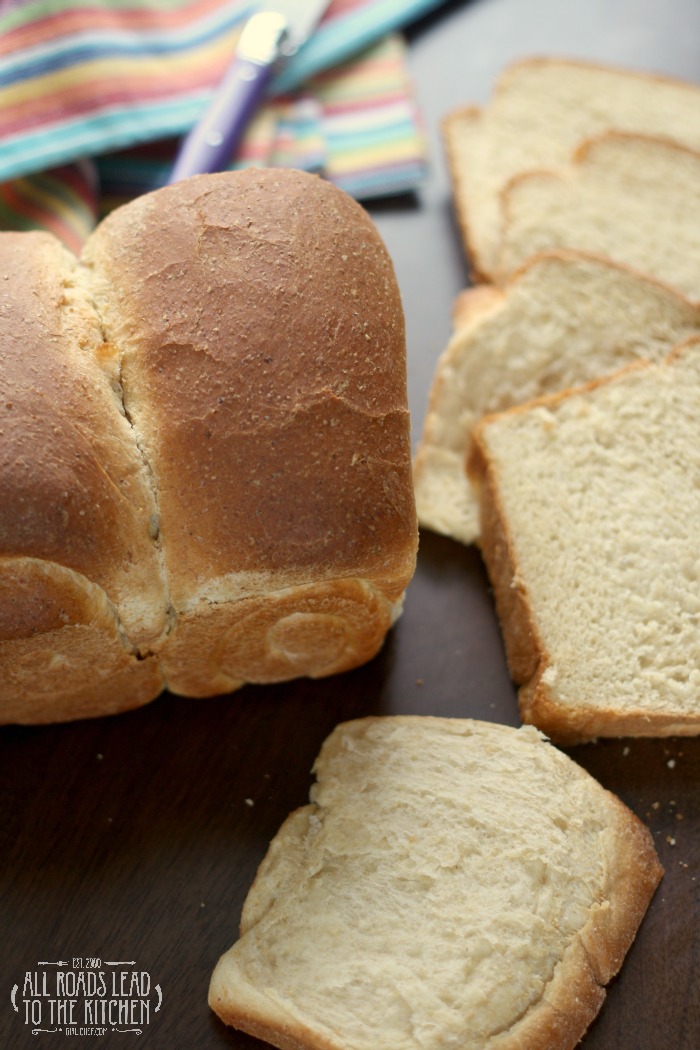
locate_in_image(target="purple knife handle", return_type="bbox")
[169,56,274,182]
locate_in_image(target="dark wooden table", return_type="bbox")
[2,2,698,1047]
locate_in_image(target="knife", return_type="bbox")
[169,0,332,183]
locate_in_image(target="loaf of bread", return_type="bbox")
[468,338,700,743]
[414,251,700,545]
[209,715,662,1050]
[0,169,418,722]
[443,57,700,281]
[498,133,700,298]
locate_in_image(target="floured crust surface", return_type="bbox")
[469,340,700,743]
[209,716,662,1050]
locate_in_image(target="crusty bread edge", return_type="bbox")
[497,131,700,291]
[468,338,700,743]
[210,717,662,1050]
[444,57,700,284]
[442,104,495,283]
[492,787,662,1050]
[415,249,700,546]
[412,280,504,540]
[489,54,700,103]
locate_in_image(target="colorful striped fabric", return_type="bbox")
[0,0,445,250]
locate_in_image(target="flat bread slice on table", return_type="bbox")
[209,715,662,1050]
[469,338,700,744]
[443,57,700,280]
[413,251,700,545]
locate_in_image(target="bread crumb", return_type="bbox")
[667,759,676,769]
[622,746,630,756]
[666,836,676,846]
[244,798,254,807]
[416,678,424,686]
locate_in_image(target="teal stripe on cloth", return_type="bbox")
[1,15,253,85]
[0,101,206,182]
[0,0,447,183]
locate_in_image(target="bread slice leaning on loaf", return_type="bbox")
[498,133,700,300]
[468,338,700,743]
[209,715,662,1050]
[442,57,700,280]
[0,169,418,721]
[413,251,700,545]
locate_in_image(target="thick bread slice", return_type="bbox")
[0,233,167,720]
[414,251,700,545]
[209,715,662,1050]
[498,133,700,299]
[443,57,700,279]
[468,338,700,743]
[82,169,417,697]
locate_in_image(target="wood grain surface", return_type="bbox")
[2,1,699,1047]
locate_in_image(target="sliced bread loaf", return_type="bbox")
[443,57,700,279]
[209,715,661,1050]
[498,133,700,299]
[468,338,700,743]
[414,251,700,545]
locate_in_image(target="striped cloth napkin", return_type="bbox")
[0,0,446,251]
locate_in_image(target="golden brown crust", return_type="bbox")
[0,558,163,723]
[83,168,416,597]
[0,232,167,647]
[521,674,700,746]
[210,1003,343,1050]
[82,170,417,699]
[0,232,168,721]
[160,579,394,697]
[577,794,663,984]
[1,171,417,718]
[467,430,543,686]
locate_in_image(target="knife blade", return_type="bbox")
[169,0,332,183]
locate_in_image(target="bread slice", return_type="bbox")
[414,251,700,545]
[209,715,662,1050]
[498,133,700,299]
[443,57,700,279]
[468,338,700,743]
